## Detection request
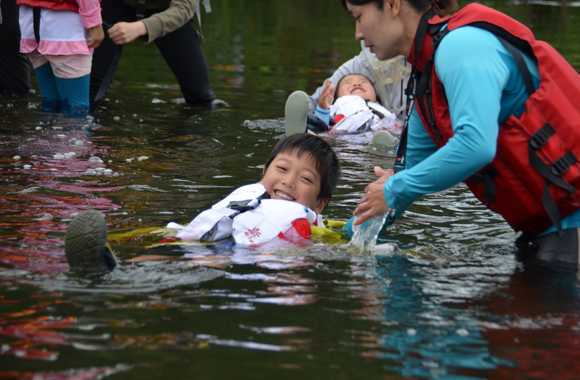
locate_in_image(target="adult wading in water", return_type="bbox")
[89,0,215,112]
[347,0,580,267]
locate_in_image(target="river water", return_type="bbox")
[1,1,580,379]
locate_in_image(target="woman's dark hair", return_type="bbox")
[264,134,341,202]
[340,0,459,17]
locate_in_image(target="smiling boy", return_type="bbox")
[65,134,341,271]
[169,133,341,244]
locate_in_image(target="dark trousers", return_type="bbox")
[0,0,31,95]
[90,0,215,109]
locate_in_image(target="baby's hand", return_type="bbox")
[87,24,105,48]
[318,80,335,110]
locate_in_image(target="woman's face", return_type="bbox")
[347,0,405,60]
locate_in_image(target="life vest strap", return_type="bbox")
[394,8,438,173]
[528,123,578,234]
[227,192,271,218]
[416,55,443,141]
[495,35,536,97]
[470,165,499,203]
[530,122,554,149]
[136,0,146,20]
[529,124,577,194]
[370,107,385,119]
[33,7,41,43]
[551,151,577,177]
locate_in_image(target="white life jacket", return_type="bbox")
[167,183,322,246]
[329,95,402,135]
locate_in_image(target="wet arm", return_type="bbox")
[384,27,509,212]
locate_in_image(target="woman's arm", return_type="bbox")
[107,0,199,45]
[141,0,199,43]
[354,27,512,225]
[383,27,510,210]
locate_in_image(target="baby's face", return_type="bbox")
[260,150,327,214]
[336,74,377,103]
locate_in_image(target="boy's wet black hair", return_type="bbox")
[333,73,381,104]
[264,134,341,202]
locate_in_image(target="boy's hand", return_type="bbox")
[108,21,148,45]
[318,80,335,110]
[353,166,394,225]
[87,24,105,48]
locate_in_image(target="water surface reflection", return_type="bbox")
[2,1,580,379]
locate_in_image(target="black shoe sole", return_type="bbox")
[65,210,116,271]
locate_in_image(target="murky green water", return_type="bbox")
[2,1,580,379]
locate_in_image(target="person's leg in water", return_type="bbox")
[65,210,118,271]
[154,19,215,106]
[533,228,580,269]
[89,0,132,110]
[285,91,309,136]
[0,0,31,95]
[50,54,92,114]
[29,51,61,112]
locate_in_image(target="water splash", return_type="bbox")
[348,212,396,254]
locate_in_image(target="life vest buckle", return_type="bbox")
[529,123,555,150]
[431,30,449,47]
[551,151,577,176]
[228,198,260,213]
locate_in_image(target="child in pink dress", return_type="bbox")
[18,0,104,113]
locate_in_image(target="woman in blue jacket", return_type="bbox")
[347,0,580,267]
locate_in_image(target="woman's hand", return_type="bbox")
[87,24,105,48]
[108,21,148,45]
[353,166,394,225]
[318,80,335,110]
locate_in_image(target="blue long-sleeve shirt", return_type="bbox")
[375,25,580,236]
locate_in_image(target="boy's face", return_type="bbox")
[261,149,327,214]
[336,74,377,103]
